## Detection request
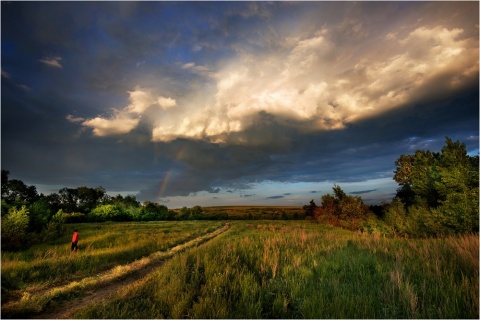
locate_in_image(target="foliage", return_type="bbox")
[89,204,132,222]
[313,185,371,231]
[302,200,318,220]
[27,198,53,233]
[1,170,39,206]
[392,137,479,235]
[384,198,408,236]
[1,206,30,250]
[63,212,88,223]
[134,201,171,221]
[58,186,107,213]
[42,210,66,241]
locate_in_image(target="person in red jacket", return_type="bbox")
[71,229,79,251]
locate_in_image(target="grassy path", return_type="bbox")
[1,223,230,319]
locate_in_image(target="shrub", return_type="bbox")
[63,212,88,223]
[384,198,407,236]
[136,202,170,221]
[42,209,66,241]
[28,198,52,233]
[89,204,132,222]
[1,206,30,250]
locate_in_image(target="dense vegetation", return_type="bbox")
[307,137,479,237]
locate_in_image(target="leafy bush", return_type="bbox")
[384,199,407,236]
[89,204,132,222]
[1,206,30,250]
[312,185,372,231]
[63,212,88,223]
[28,198,52,233]
[135,202,171,221]
[42,209,66,241]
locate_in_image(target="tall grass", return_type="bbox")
[76,221,479,319]
[1,221,223,299]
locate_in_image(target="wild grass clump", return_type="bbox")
[74,221,479,319]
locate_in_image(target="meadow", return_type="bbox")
[1,221,223,301]
[1,220,478,319]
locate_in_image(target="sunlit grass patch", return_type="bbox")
[74,221,478,319]
[1,221,223,298]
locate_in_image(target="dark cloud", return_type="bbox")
[2,1,478,207]
[350,189,378,195]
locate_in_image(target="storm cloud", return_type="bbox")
[2,2,478,207]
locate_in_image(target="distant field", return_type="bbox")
[190,205,305,220]
[2,220,478,319]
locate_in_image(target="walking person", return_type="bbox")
[71,229,79,251]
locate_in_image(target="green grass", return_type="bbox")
[74,221,478,319]
[1,221,223,299]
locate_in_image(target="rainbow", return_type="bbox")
[157,142,187,199]
[158,169,174,199]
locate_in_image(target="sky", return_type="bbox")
[1,1,479,208]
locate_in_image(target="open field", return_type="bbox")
[202,206,304,219]
[2,220,478,319]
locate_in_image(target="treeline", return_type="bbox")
[305,137,479,237]
[1,171,185,250]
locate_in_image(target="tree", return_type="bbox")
[58,187,79,212]
[311,185,371,230]
[28,198,53,233]
[76,186,107,213]
[392,137,479,235]
[42,209,66,241]
[1,172,39,206]
[302,200,317,220]
[137,201,170,221]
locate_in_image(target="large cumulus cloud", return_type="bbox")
[79,23,478,146]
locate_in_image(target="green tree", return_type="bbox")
[392,137,479,235]
[76,186,107,213]
[1,172,39,206]
[138,201,169,221]
[58,187,79,212]
[42,209,66,241]
[28,198,53,233]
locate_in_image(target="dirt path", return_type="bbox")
[5,223,230,319]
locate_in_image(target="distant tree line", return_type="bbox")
[1,171,181,250]
[305,137,479,237]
